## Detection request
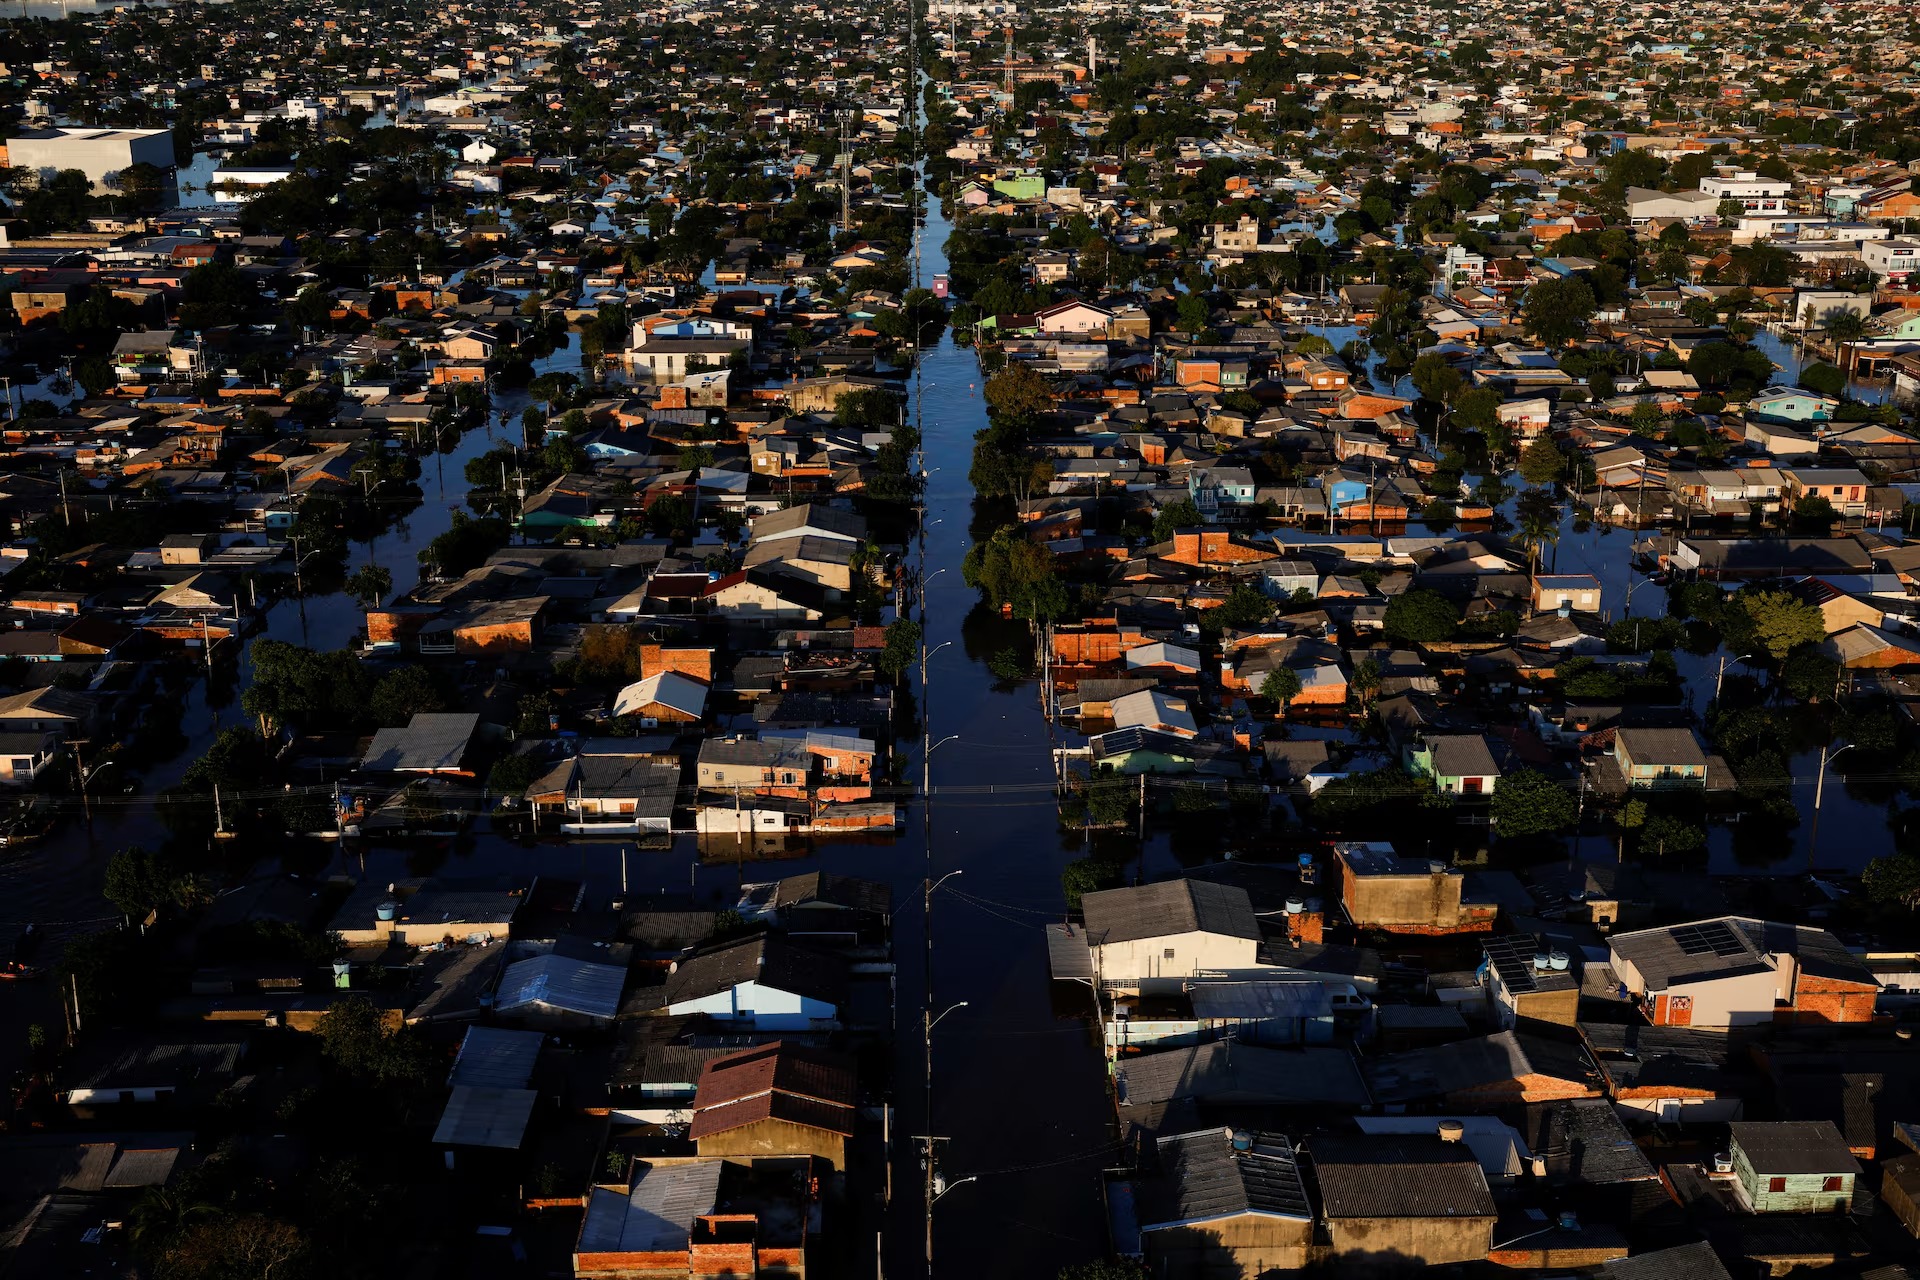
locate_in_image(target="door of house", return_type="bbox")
[1666,994,1693,1026]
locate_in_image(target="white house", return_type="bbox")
[1079,880,1263,993]
[659,934,847,1030]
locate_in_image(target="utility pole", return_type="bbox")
[839,109,855,237]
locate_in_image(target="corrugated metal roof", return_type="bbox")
[1147,1128,1311,1225]
[496,953,627,1021]
[449,1025,543,1090]
[432,1085,537,1149]
[578,1161,724,1253]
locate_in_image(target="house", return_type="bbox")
[1079,880,1262,993]
[0,686,100,737]
[1335,843,1496,935]
[60,1034,248,1108]
[1782,467,1870,517]
[360,713,481,775]
[748,502,867,547]
[1482,934,1580,1029]
[1728,1121,1859,1214]
[1034,299,1112,337]
[574,1158,810,1279]
[1363,1030,1602,1107]
[1308,1132,1497,1265]
[1608,917,1879,1028]
[687,1042,857,1169]
[434,1025,542,1152]
[329,878,522,947]
[660,934,848,1030]
[524,751,680,835]
[612,671,709,725]
[1747,387,1839,425]
[494,951,627,1030]
[1136,1129,1314,1279]
[1408,733,1501,794]
[742,871,892,945]
[0,730,60,785]
[1532,575,1602,614]
[1582,1022,1744,1123]
[1613,727,1710,789]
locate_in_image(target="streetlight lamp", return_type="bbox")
[1713,652,1760,701]
[1808,740,1857,863]
[930,1174,977,1205]
[923,988,968,1270]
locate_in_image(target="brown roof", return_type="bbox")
[687,1042,856,1140]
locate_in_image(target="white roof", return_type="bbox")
[613,671,709,720]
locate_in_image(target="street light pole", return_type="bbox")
[1809,741,1856,865]
[923,992,967,1273]
[1713,652,1759,701]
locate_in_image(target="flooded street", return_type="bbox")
[0,170,1113,1277]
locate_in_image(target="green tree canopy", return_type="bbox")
[1490,769,1577,840]
[1736,589,1824,662]
[1260,666,1303,710]
[1520,275,1598,349]
[1383,588,1459,644]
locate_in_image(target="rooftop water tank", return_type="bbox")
[375,900,398,922]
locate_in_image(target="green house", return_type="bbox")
[992,171,1046,201]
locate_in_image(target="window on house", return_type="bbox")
[1163,948,1176,960]
[1768,1177,1787,1193]
[1823,1176,1844,1193]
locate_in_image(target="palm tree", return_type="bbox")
[1516,489,1563,577]
[1821,307,1868,373]
[130,1184,219,1258]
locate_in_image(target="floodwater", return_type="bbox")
[0,173,1115,1277]
[1,153,1905,1279]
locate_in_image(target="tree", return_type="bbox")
[1793,493,1836,532]
[419,512,509,576]
[1863,853,1920,909]
[1175,292,1212,334]
[243,642,371,734]
[1151,499,1203,541]
[1637,812,1704,858]
[1822,308,1868,344]
[1518,437,1567,486]
[1798,361,1846,397]
[1780,647,1840,702]
[1261,666,1303,712]
[878,618,921,681]
[176,258,258,330]
[368,666,447,727]
[962,526,1068,623]
[1716,197,1748,222]
[1451,386,1502,434]
[103,847,207,918]
[1521,275,1597,349]
[1348,658,1382,710]
[1490,769,1577,840]
[1737,590,1824,662]
[983,363,1054,427]
[344,564,392,609]
[317,994,437,1086]
[1411,353,1464,405]
[160,1215,308,1280]
[1384,588,1459,644]
[1059,1263,1148,1280]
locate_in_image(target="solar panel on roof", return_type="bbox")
[1673,921,1746,958]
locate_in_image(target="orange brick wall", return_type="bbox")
[453,620,537,654]
[1785,974,1879,1025]
[640,644,714,683]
